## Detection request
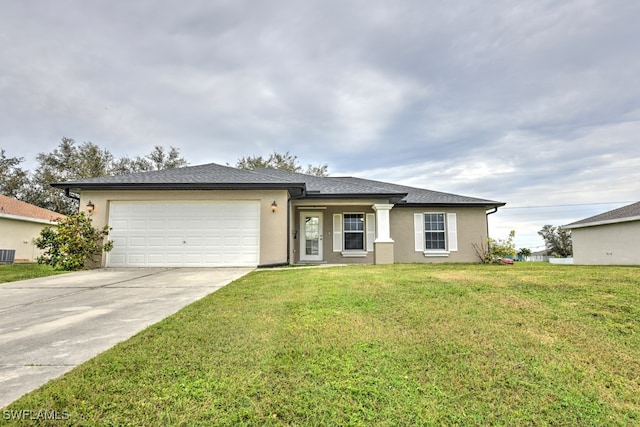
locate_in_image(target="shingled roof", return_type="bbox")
[0,195,64,222]
[54,163,303,186]
[564,201,640,229]
[52,162,504,208]
[255,168,503,206]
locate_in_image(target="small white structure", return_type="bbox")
[528,249,549,262]
[549,257,574,265]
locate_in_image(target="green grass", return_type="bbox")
[3,263,640,425]
[0,264,67,284]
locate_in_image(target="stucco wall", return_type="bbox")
[79,189,289,267]
[391,206,488,263]
[0,217,51,262]
[571,221,640,265]
[79,191,493,267]
[292,204,377,264]
[291,202,489,264]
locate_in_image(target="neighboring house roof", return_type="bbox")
[0,195,64,222]
[530,249,550,256]
[52,162,505,208]
[564,201,640,229]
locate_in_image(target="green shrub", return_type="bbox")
[473,230,517,263]
[35,211,113,270]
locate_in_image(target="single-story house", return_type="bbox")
[563,201,640,265]
[0,195,64,263]
[52,163,505,268]
[527,249,550,262]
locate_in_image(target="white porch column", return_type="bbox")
[372,203,394,264]
[372,204,394,242]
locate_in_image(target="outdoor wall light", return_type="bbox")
[86,201,95,213]
[271,200,278,213]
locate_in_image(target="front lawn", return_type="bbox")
[4,263,640,425]
[0,263,66,284]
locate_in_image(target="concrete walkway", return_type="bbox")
[0,267,252,408]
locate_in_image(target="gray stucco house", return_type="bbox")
[564,201,640,265]
[53,163,505,267]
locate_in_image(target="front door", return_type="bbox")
[300,212,323,262]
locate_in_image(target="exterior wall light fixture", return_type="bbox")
[271,200,278,213]
[86,201,95,213]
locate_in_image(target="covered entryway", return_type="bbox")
[107,201,260,267]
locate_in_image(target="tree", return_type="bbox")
[0,149,29,198]
[15,138,189,215]
[111,146,188,175]
[472,230,517,264]
[538,225,573,257]
[234,151,329,176]
[518,248,532,260]
[35,211,113,270]
[26,138,115,214]
[305,164,329,177]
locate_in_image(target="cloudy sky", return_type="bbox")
[2,1,639,250]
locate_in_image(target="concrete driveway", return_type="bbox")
[0,267,252,408]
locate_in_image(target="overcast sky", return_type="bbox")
[2,1,639,250]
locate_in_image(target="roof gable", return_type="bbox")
[0,195,64,221]
[565,201,640,229]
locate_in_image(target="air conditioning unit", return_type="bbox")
[0,249,16,264]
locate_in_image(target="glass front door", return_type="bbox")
[300,212,323,262]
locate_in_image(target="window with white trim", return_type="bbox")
[414,212,458,255]
[333,213,375,255]
[343,213,365,251]
[424,213,446,250]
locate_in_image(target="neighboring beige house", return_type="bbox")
[52,163,505,267]
[0,195,64,263]
[564,201,640,265]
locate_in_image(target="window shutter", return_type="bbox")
[447,213,458,251]
[366,213,375,252]
[333,214,342,252]
[414,213,424,252]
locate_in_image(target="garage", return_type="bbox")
[107,200,260,267]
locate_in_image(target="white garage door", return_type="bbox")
[107,201,260,267]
